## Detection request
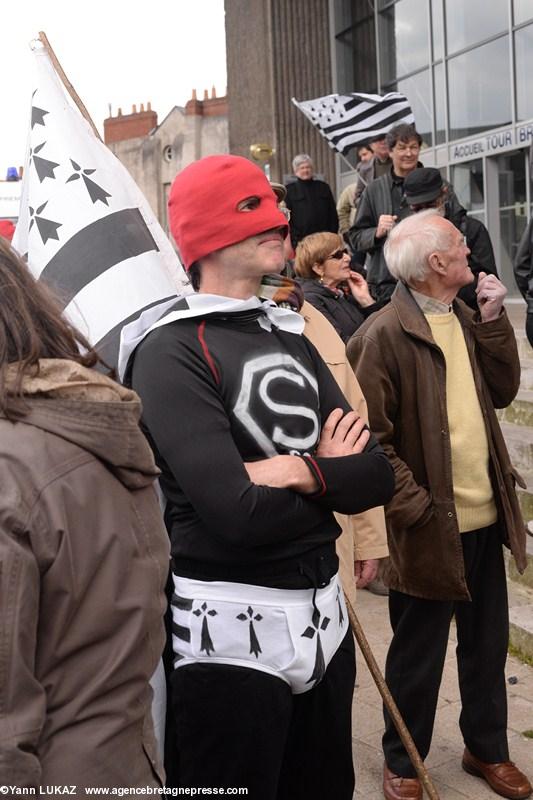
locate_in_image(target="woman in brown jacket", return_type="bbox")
[0,240,169,792]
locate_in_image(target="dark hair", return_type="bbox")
[188,261,202,291]
[386,124,423,150]
[0,238,107,417]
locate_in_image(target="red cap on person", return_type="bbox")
[167,155,288,269]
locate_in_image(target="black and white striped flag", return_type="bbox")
[292,92,415,156]
[13,41,190,370]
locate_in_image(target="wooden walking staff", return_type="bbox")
[344,594,441,800]
[37,31,103,141]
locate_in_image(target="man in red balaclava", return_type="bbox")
[120,155,394,799]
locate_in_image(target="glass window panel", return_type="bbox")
[448,38,511,140]
[431,0,444,60]
[397,69,433,147]
[450,159,484,212]
[434,62,446,144]
[515,25,533,122]
[334,0,378,96]
[445,0,508,53]
[500,209,527,297]
[514,0,533,25]
[379,0,430,83]
[498,151,526,207]
[497,151,527,298]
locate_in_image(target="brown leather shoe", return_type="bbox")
[462,748,532,799]
[383,765,422,800]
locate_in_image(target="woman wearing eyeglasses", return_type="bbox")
[295,232,382,343]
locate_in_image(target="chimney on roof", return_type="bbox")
[103,102,158,144]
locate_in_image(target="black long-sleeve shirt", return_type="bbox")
[131,308,394,588]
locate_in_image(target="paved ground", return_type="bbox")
[351,589,533,799]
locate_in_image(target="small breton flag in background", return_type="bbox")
[13,38,190,370]
[292,92,415,156]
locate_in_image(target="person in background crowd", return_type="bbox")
[337,143,374,238]
[0,239,169,793]
[403,167,498,309]
[284,153,339,248]
[354,133,393,206]
[514,215,533,347]
[349,124,424,302]
[295,231,383,343]
[0,219,15,242]
[121,154,394,799]
[348,211,531,800]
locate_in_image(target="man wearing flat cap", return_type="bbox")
[403,166,498,309]
[119,155,394,799]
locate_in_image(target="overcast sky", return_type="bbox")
[1,0,227,177]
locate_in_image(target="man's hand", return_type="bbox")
[476,271,506,322]
[244,455,318,493]
[316,408,370,457]
[376,214,397,239]
[355,558,379,589]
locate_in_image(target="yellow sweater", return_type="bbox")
[426,312,497,533]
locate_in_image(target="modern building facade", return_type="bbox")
[225,0,533,297]
[332,0,533,296]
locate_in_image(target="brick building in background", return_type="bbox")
[104,90,228,234]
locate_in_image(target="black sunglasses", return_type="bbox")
[326,248,349,261]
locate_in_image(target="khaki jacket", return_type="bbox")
[302,302,388,605]
[0,361,169,791]
[347,283,527,601]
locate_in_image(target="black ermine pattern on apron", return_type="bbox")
[193,602,218,655]
[237,606,263,658]
[301,607,331,686]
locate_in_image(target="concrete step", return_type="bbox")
[514,470,533,521]
[500,422,533,472]
[499,390,533,427]
[519,360,533,391]
[506,527,533,592]
[508,579,533,661]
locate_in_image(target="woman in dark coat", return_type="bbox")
[295,232,382,343]
[0,239,169,792]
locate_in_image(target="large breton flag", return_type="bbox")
[13,40,190,369]
[292,92,414,156]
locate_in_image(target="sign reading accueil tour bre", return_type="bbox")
[449,121,533,162]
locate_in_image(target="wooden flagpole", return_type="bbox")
[344,594,441,800]
[37,31,103,142]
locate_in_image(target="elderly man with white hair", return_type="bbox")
[347,210,531,800]
[285,153,338,248]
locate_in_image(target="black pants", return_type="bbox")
[169,631,356,799]
[383,524,509,777]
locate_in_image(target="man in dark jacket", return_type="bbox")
[403,167,498,309]
[347,210,531,800]
[285,153,339,248]
[349,124,424,302]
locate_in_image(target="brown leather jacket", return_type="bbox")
[347,283,527,601]
[0,361,169,791]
